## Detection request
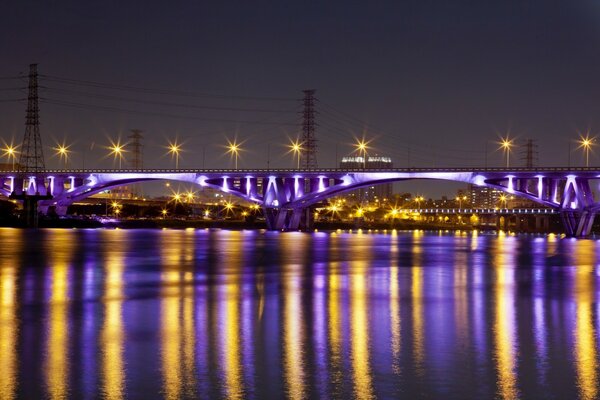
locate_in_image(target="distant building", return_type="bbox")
[469,185,504,208]
[340,156,393,203]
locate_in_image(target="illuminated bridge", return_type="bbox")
[1,167,599,236]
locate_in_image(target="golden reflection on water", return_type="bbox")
[454,240,469,348]
[161,230,198,399]
[218,231,244,400]
[46,230,73,400]
[328,265,343,389]
[389,231,401,374]
[411,231,424,373]
[282,233,306,400]
[350,238,374,400]
[0,230,19,400]
[573,240,598,400]
[101,233,125,400]
[493,235,518,400]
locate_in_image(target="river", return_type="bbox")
[0,228,598,399]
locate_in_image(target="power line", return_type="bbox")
[41,74,297,102]
[39,98,298,125]
[41,86,296,113]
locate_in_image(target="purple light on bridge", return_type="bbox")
[473,175,486,186]
[318,176,326,192]
[222,177,229,192]
[536,175,544,199]
[507,175,515,193]
[246,177,252,196]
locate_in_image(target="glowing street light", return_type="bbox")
[354,138,370,169]
[1,143,18,170]
[185,191,195,203]
[415,195,424,210]
[166,140,182,169]
[577,133,596,167]
[107,139,126,169]
[499,194,508,209]
[53,142,72,168]
[499,136,513,168]
[456,195,468,209]
[286,139,304,169]
[161,209,168,219]
[225,139,242,169]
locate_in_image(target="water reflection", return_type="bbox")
[101,232,125,400]
[573,240,598,400]
[493,234,519,399]
[46,230,73,400]
[282,233,306,400]
[0,230,20,400]
[3,229,600,398]
[350,237,374,400]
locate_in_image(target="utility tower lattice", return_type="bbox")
[300,89,318,169]
[520,139,538,168]
[127,129,144,198]
[128,129,144,169]
[18,64,46,173]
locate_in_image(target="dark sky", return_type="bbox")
[2,1,600,196]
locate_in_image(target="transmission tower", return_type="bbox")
[520,139,538,168]
[18,64,46,172]
[128,129,144,169]
[128,129,144,198]
[300,89,318,169]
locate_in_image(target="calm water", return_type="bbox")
[0,228,599,399]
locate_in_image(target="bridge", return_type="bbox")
[2,166,599,236]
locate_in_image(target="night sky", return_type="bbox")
[2,1,600,196]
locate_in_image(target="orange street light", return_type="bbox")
[577,133,596,167]
[499,136,513,168]
[166,140,182,169]
[225,139,243,169]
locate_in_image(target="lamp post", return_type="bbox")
[288,139,303,169]
[578,134,595,167]
[108,140,126,169]
[53,143,71,168]
[167,140,182,169]
[355,139,369,169]
[2,144,17,170]
[499,137,513,168]
[226,139,242,169]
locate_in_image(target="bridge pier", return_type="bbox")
[264,207,312,231]
[561,210,596,237]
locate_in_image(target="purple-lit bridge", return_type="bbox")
[1,167,599,236]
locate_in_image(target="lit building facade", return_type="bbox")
[339,156,393,204]
[469,184,504,208]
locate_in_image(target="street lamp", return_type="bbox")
[577,133,596,167]
[53,142,72,168]
[107,139,126,169]
[499,194,507,209]
[287,139,304,169]
[415,195,424,210]
[499,136,513,168]
[225,139,242,169]
[354,139,369,169]
[167,140,182,169]
[1,144,18,170]
[456,195,467,209]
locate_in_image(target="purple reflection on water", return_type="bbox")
[1,229,600,399]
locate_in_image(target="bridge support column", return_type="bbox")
[264,207,309,231]
[561,210,596,237]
